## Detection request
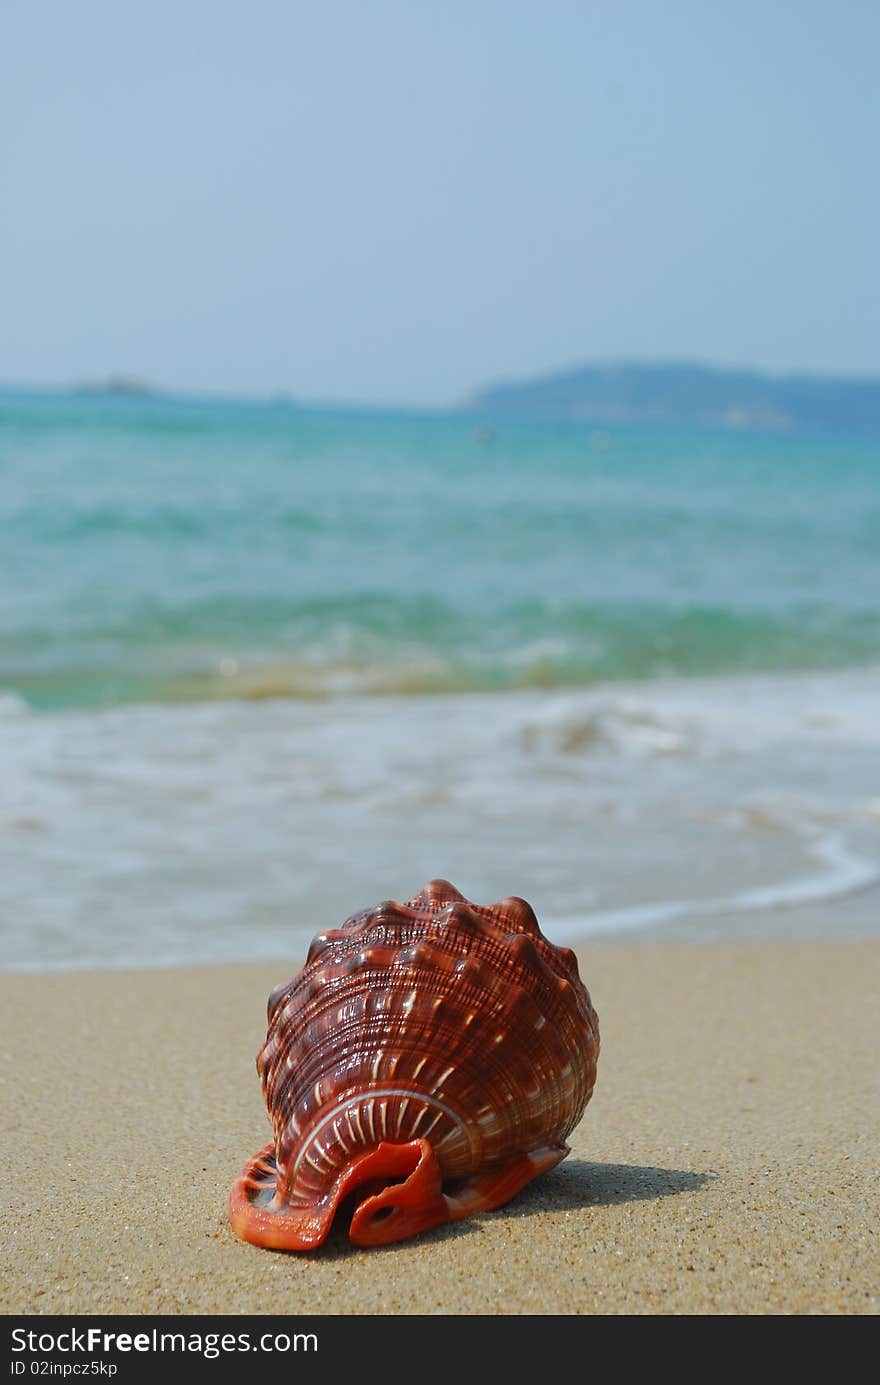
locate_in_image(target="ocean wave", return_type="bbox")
[0,691,30,718]
[4,602,880,711]
[543,834,880,943]
[520,700,698,756]
[3,668,880,969]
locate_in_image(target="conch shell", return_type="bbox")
[229,880,599,1250]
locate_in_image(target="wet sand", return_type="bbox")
[1,938,877,1315]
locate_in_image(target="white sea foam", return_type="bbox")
[2,665,879,969]
[0,692,29,719]
[516,665,880,758]
[543,833,880,944]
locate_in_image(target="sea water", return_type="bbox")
[2,390,879,968]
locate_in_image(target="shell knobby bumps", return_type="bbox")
[229,880,600,1250]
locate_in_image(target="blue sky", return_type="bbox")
[1,1,877,405]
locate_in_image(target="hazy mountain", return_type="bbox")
[466,362,880,434]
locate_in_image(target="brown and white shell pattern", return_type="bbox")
[229,880,599,1250]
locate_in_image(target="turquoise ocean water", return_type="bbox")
[2,391,879,968]
[3,392,880,708]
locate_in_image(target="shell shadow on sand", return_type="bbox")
[513,1156,714,1212]
[292,1159,714,1259]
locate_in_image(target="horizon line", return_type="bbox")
[2,354,880,416]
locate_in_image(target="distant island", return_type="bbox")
[465,361,880,434]
[73,375,156,398]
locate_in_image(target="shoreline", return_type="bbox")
[5,665,880,974]
[2,937,877,1315]
[5,879,880,974]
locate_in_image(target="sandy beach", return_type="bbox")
[1,935,877,1316]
